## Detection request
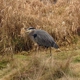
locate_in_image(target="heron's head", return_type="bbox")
[26,27,36,33]
[20,27,35,37]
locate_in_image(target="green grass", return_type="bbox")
[73,55,80,63]
[0,47,80,80]
[0,60,9,69]
[9,49,80,80]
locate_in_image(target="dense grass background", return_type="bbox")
[0,0,80,53]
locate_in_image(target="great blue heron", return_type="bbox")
[22,27,59,56]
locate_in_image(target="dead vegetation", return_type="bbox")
[0,45,80,80]
[10,53,70,80]
[0,0,80,53]
[10,49,80,80]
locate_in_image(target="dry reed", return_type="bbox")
[0,0,80,53]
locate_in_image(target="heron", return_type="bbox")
[23,27,59,56]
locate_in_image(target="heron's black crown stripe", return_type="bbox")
[29,27,35,30]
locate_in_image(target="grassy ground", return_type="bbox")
[0,43,80,80]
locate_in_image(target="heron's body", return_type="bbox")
[21,27,59,56]
[28,29,59,49]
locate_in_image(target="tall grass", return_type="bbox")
[0,0,80,53]
[11,52,72,80]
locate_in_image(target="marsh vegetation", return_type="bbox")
[0,0,80,80]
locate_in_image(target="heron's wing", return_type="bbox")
[33,30,56,48]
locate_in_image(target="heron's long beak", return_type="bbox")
[26,30,31,33]
[26,29,33,33]
[22,27,30,33]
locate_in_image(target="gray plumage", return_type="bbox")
[27,27,59,49]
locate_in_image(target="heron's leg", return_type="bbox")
[49,47,54,69]
[34,43,40,54]
[50,47,52,56]
[37,45,39,53]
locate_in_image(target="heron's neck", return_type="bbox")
[29,30,35,36]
